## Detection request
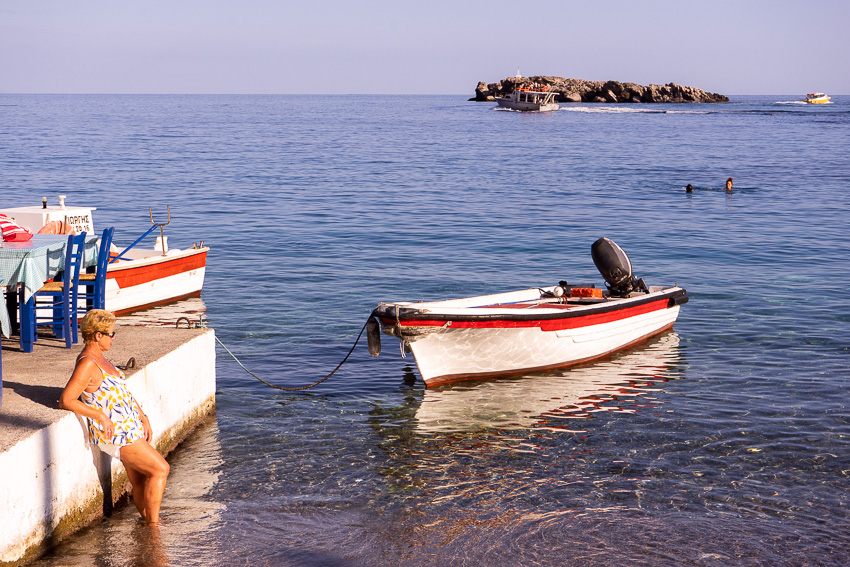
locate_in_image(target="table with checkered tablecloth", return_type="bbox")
[0,234,98,339]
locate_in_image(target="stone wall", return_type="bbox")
[0,330,216,567]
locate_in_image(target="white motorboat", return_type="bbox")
[369,238,688,387]
[805,93,831,104]
[496,86,560,112]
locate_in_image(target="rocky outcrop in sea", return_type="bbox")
[472,76,728,103]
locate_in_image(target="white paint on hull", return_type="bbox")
[104,267,206,313]
[496,99,559,112]
[409,306,680,384]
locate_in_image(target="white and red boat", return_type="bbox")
[369,238,688,387]
[0,199,207,315]
[103,243,207,315]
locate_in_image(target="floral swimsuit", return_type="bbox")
[79,356,145,449]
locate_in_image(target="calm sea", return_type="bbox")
[2,94,849,566]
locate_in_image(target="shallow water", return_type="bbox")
[2,94,849,565]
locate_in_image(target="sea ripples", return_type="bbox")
[5,94,849,565]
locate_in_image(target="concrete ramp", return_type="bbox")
[0,326,215,566]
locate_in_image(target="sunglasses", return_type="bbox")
[100,331,116,338]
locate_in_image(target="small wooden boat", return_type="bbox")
[0,200,207,315]
[104,243,207,314]
[805,93,831,104]
[369,238,688,387]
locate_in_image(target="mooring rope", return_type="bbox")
[200,317,372,391]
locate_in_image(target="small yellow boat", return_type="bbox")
[806,92,831,104]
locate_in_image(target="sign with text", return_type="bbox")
[61,212,93,234]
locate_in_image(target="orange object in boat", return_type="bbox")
[570,287,603,298]
[37,220,76,234]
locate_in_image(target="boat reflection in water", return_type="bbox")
[364,330,687,551]
[412,331,683,435]
[117,296,207,327]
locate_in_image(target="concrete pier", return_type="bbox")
[0,326,216,566]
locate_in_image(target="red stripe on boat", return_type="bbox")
[385,298,669,332]
[107,251,207,288]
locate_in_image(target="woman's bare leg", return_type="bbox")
[120,439,170,523]
[124,465,148,520]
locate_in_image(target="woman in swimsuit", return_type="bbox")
[60,309,170,524]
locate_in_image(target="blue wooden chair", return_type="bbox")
[77,227,115,315]
[19,232,86,352]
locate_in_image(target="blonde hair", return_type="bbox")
[80,309,116,343]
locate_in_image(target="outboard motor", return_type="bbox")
[591,237,648,297]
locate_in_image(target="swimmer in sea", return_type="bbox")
[725,177,733,191]
[686,184,694,193]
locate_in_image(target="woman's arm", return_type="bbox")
[132,397,153,442]
[60,358,115,439]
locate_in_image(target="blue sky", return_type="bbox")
[2,0,846,95]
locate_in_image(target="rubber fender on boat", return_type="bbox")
[366,317,381,358]
[668,294,689,308]
[37,220,76,234]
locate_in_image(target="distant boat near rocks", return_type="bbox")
[472,75,729,104]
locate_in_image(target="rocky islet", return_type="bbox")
[473,75,728,103]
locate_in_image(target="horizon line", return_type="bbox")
[1,92,841,97]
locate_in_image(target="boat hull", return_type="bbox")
[104,248,208,315]
[376,286,686,387]
[805,93,830,104]
[496,89,560,112]
[496,98,560,112]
